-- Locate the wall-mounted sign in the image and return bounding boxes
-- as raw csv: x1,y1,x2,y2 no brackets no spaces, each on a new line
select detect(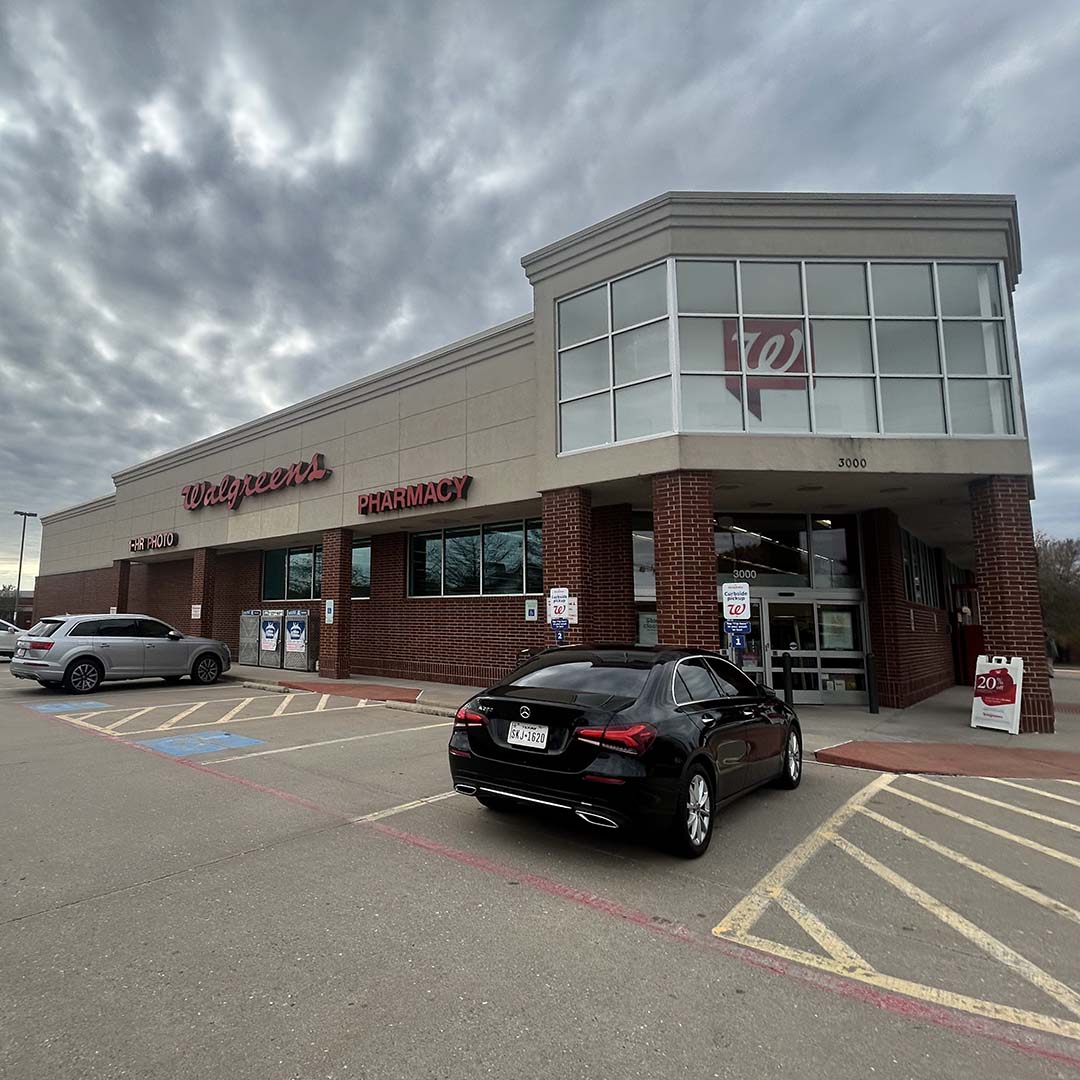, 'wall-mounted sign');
130,531,178,553
181,453,332,512
358,474,472,515
524,598,539,622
